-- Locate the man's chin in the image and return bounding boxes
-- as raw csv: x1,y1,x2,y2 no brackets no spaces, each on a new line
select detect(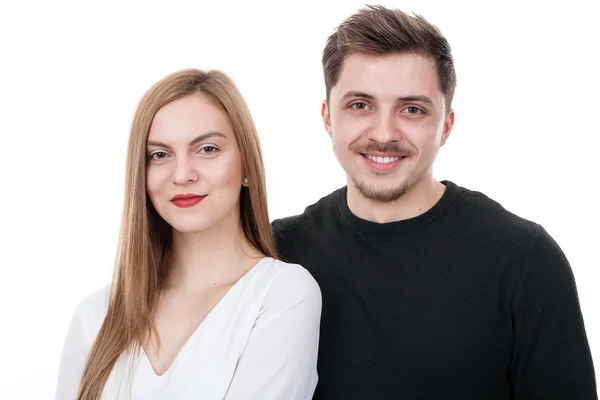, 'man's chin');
353,178,410,203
